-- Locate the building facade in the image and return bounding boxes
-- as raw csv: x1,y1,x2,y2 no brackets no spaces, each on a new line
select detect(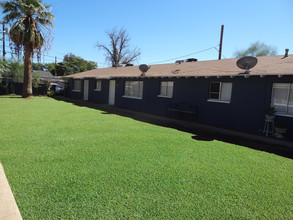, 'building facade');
65,55,293,138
